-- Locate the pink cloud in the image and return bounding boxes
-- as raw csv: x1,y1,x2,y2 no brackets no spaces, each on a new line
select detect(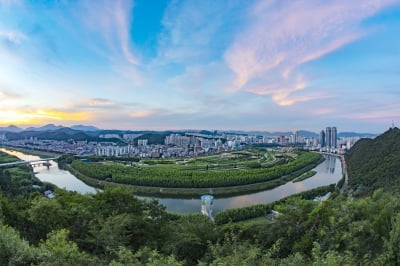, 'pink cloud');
87,98,114,106
0,89,21,100
351,111,400,120
224,0,398,105
130,110,155,118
